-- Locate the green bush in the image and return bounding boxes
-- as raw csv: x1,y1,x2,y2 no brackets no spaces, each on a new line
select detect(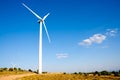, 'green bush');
9,68,14,71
